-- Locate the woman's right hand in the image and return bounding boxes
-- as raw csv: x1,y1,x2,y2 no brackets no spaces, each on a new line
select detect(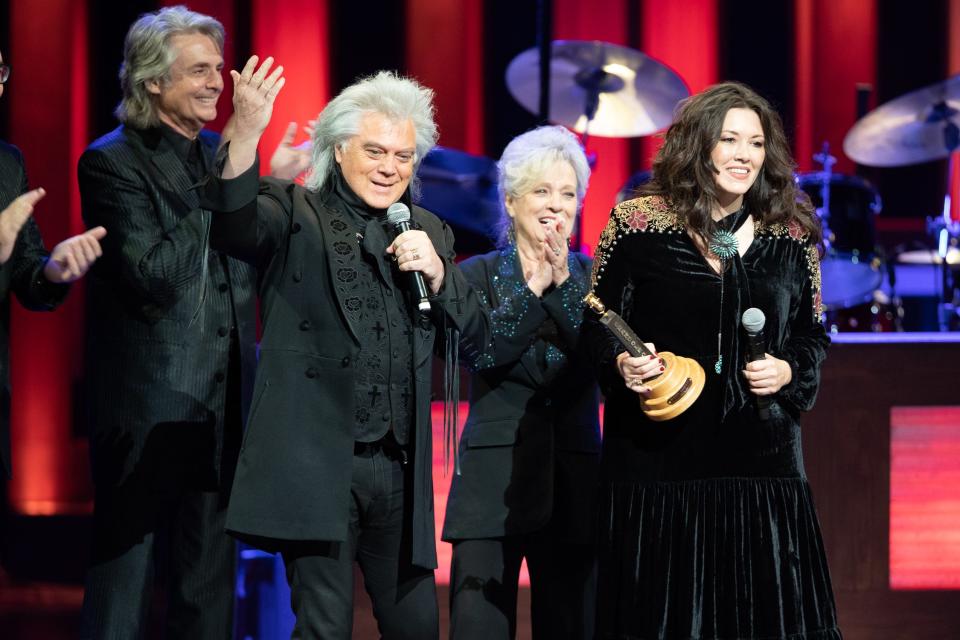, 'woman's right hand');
524,256,552,297
617,346,663,397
